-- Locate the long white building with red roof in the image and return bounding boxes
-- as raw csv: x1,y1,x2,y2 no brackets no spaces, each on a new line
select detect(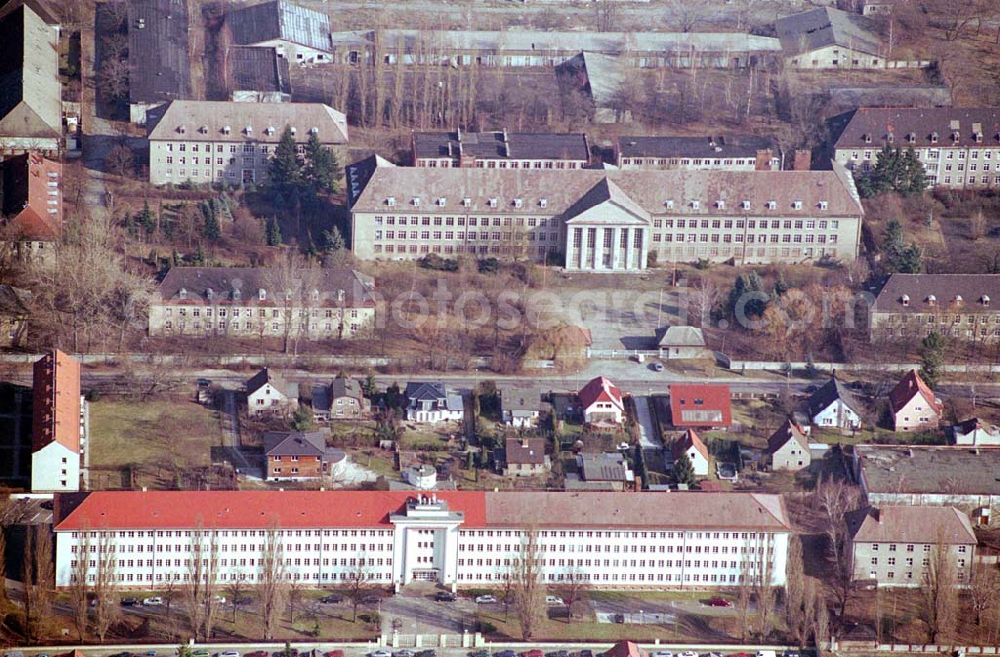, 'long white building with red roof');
54,490,792,591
